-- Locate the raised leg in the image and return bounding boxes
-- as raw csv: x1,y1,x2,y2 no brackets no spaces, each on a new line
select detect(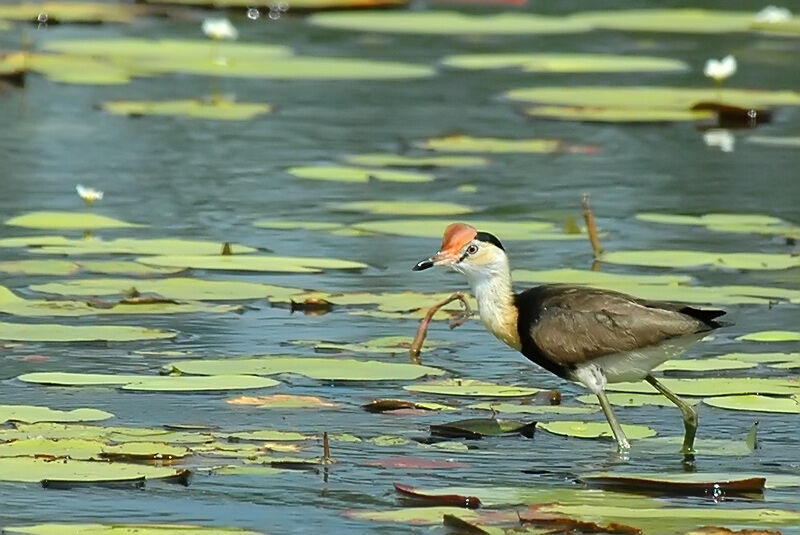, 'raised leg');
645,374,698,454
597,390,630,451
